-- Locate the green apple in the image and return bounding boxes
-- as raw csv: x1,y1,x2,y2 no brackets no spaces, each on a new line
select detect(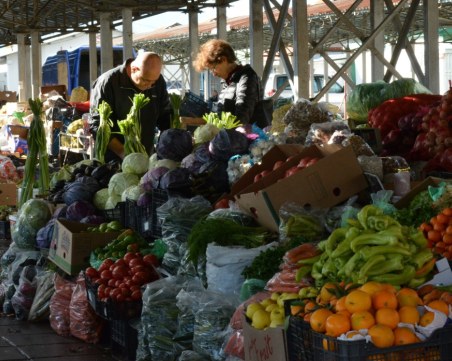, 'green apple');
270,307,285,326
245,302,264,320
265,303,279,313
277,292,299,307
260,298,275,308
